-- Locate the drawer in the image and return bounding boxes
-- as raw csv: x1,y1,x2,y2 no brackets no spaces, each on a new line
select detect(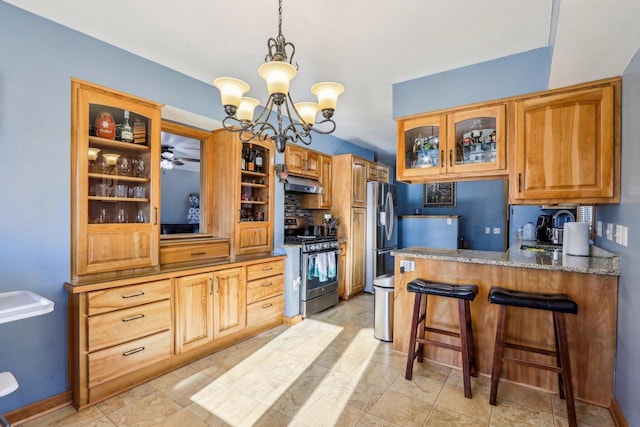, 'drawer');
88,330,172,387
246,259,285,282
160,240,230,265
88,300,171,352
88,280,171,315
246,275,283,304
247,295,284,326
